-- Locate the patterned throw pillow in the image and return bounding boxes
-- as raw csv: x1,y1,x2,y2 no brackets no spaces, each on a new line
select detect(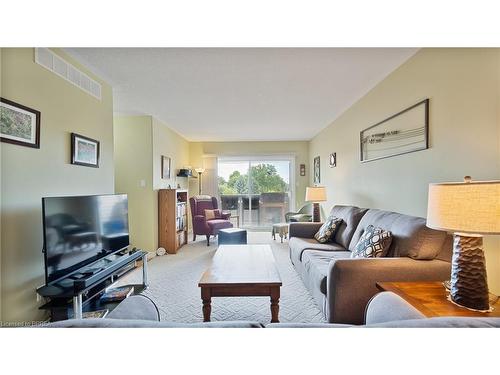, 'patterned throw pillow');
204,209,221,220
314,216,343,243
351,225,393,258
